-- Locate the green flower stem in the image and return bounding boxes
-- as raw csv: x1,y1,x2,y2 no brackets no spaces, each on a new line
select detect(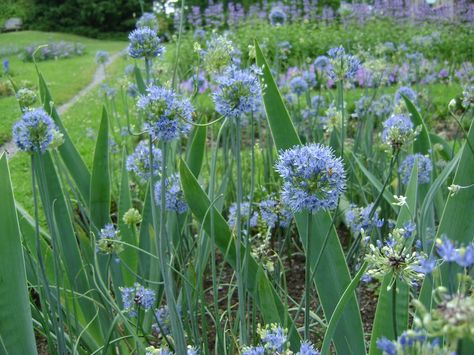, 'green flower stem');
337,79,345,159
235,115,247,344
304,212,313,340
392,279,398,339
